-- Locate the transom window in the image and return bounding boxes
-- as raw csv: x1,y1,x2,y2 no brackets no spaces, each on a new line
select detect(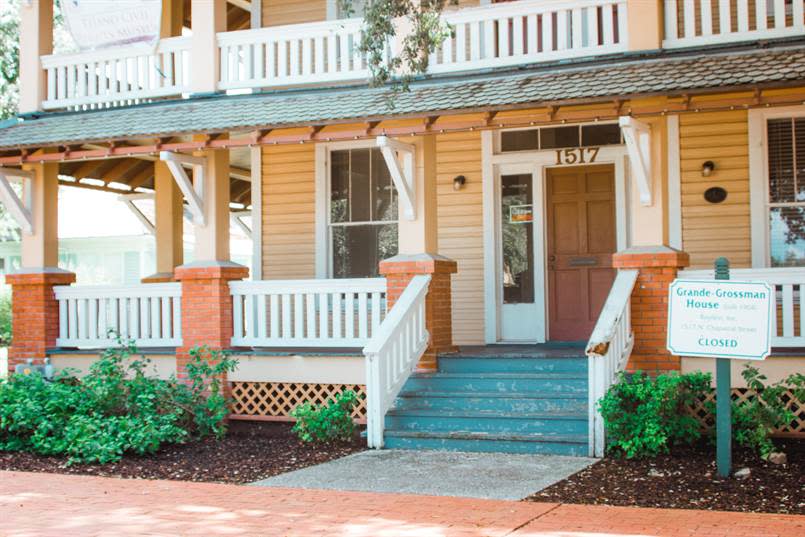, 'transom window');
329,147,398,278
767,117,805,267
499,124,622,153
